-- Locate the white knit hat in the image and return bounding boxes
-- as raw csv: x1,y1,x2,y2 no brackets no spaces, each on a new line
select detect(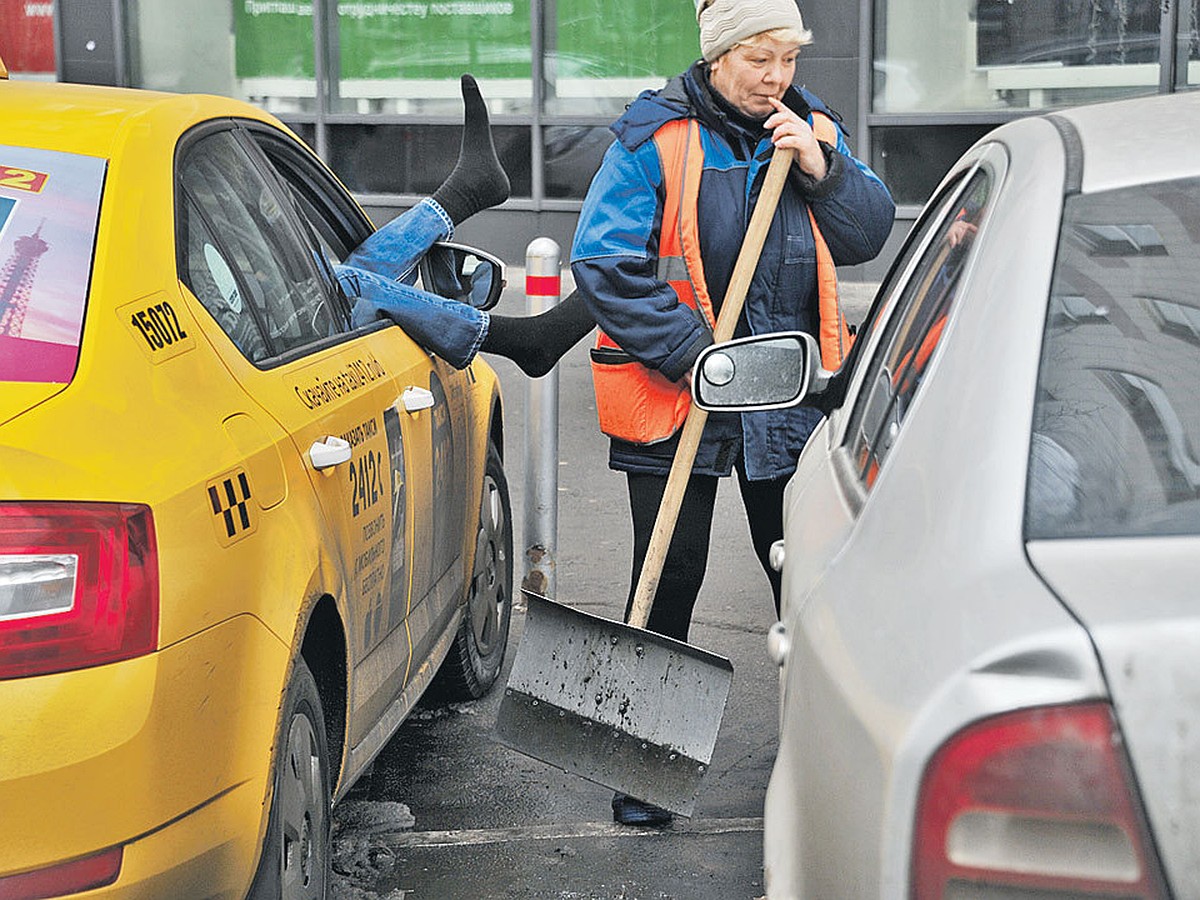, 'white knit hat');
695,0,812,62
